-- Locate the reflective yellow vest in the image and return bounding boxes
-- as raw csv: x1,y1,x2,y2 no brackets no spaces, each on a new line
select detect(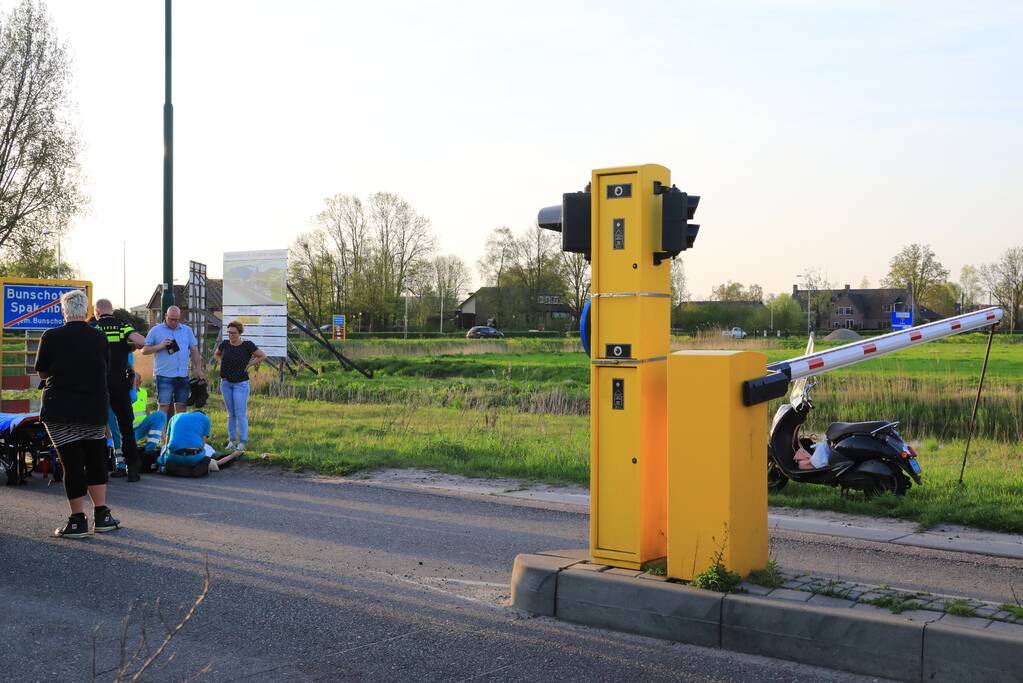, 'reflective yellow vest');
132,388,148,428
